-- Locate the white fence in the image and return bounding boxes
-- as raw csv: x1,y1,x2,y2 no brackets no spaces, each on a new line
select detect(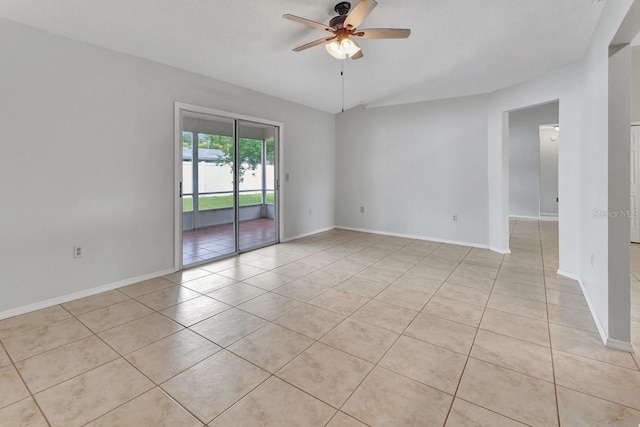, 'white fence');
183,162,275,195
